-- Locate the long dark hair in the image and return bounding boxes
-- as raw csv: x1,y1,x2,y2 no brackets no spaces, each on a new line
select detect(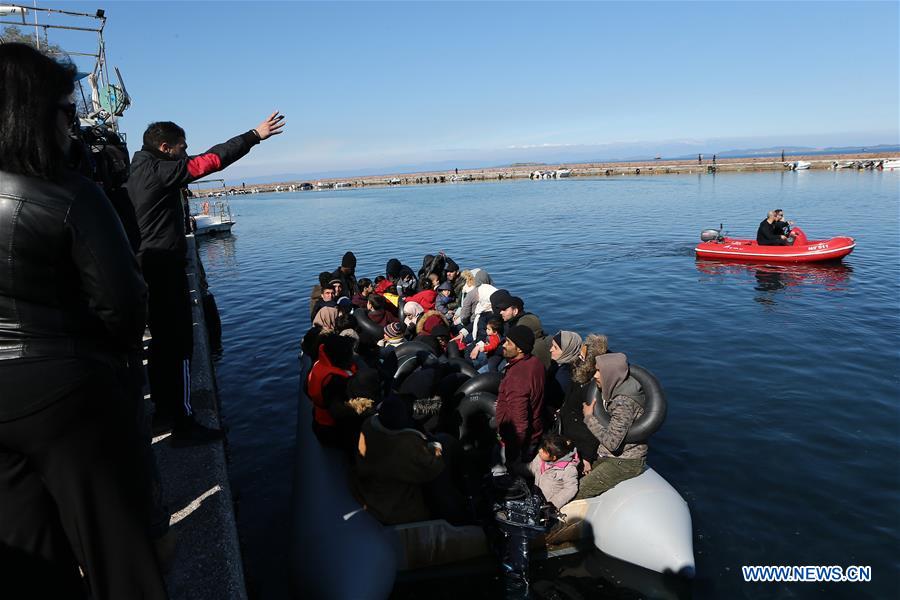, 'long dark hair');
0,43,77,180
